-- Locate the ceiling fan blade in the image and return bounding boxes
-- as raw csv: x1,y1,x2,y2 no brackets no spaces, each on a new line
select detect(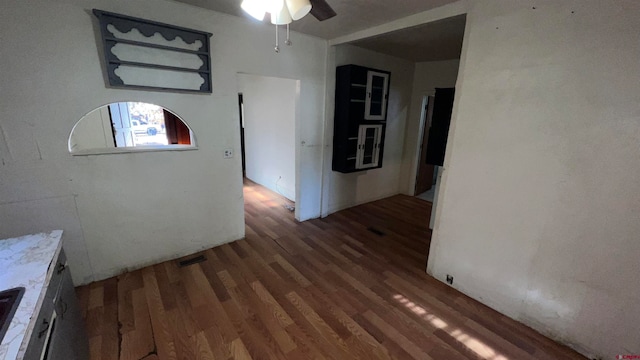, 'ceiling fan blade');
310,0,337,21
